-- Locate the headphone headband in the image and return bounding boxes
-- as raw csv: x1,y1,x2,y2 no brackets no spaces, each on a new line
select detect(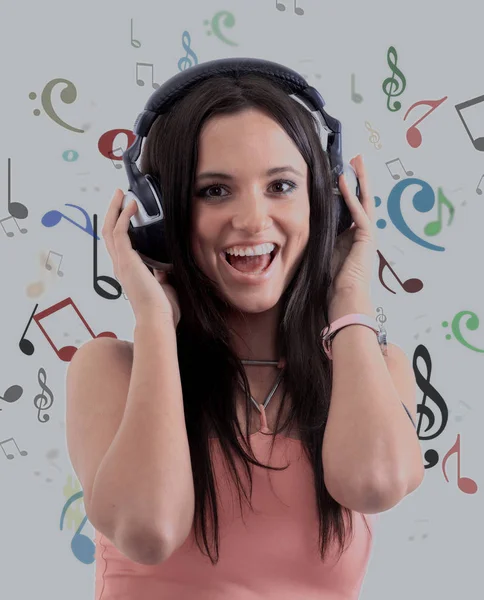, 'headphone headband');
122,57,358,269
